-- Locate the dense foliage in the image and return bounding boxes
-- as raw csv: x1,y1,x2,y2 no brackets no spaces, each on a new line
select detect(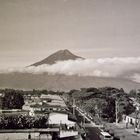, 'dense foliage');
2,89,24,109
0,115,48,129
67,87,136,123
